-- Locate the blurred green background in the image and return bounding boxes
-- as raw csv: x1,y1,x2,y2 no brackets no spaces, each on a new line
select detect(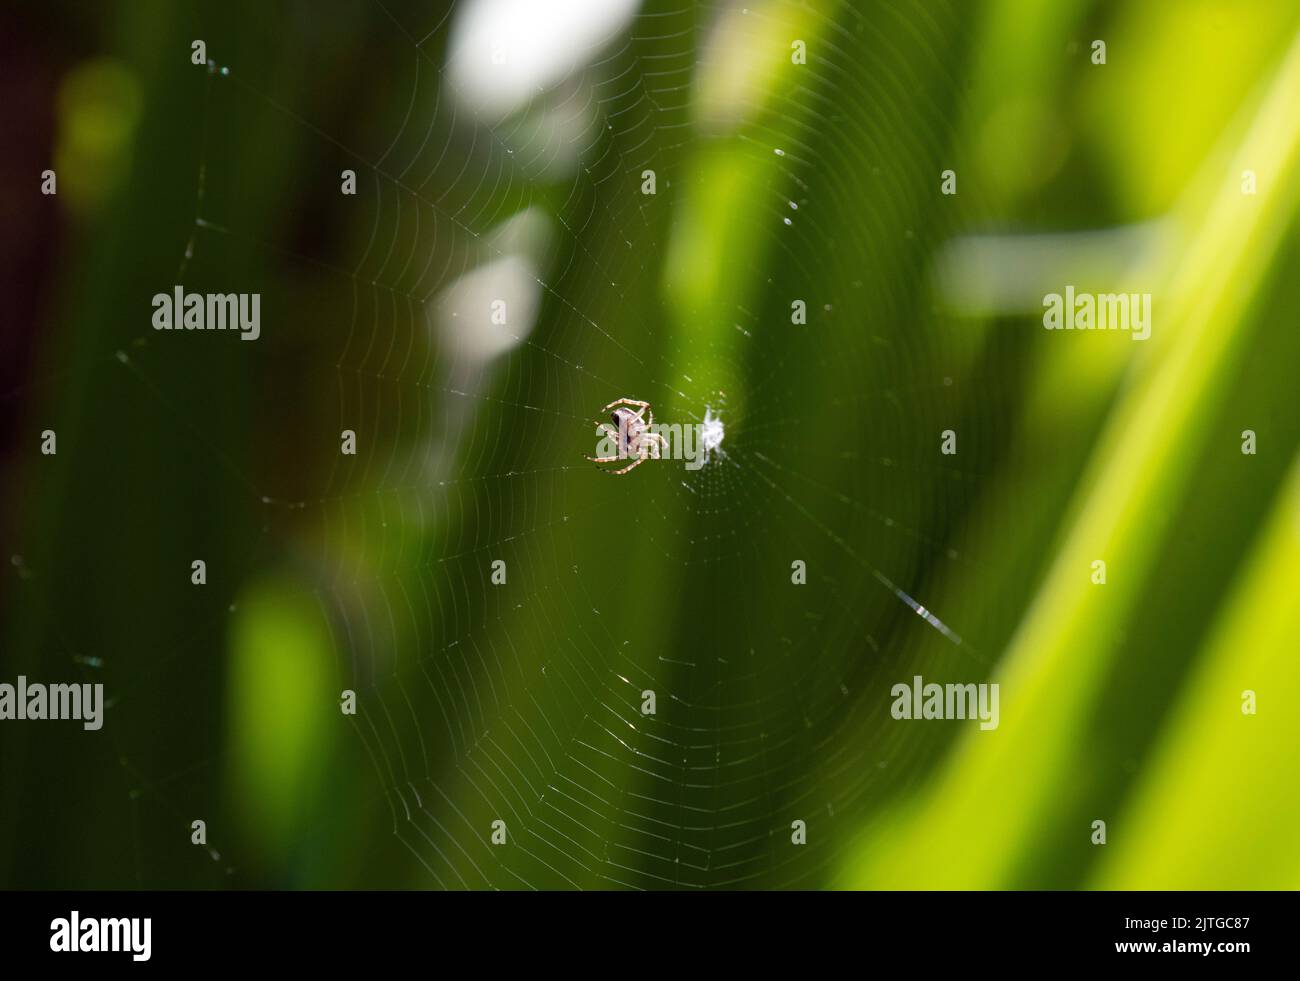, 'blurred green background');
1,0,1298,890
